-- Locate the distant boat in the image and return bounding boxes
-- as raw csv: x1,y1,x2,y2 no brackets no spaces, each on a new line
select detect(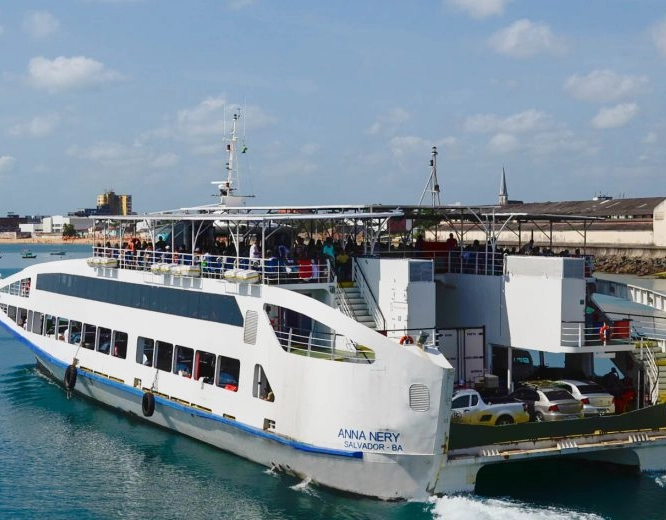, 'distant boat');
50,251,66,256
21,250,37,259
